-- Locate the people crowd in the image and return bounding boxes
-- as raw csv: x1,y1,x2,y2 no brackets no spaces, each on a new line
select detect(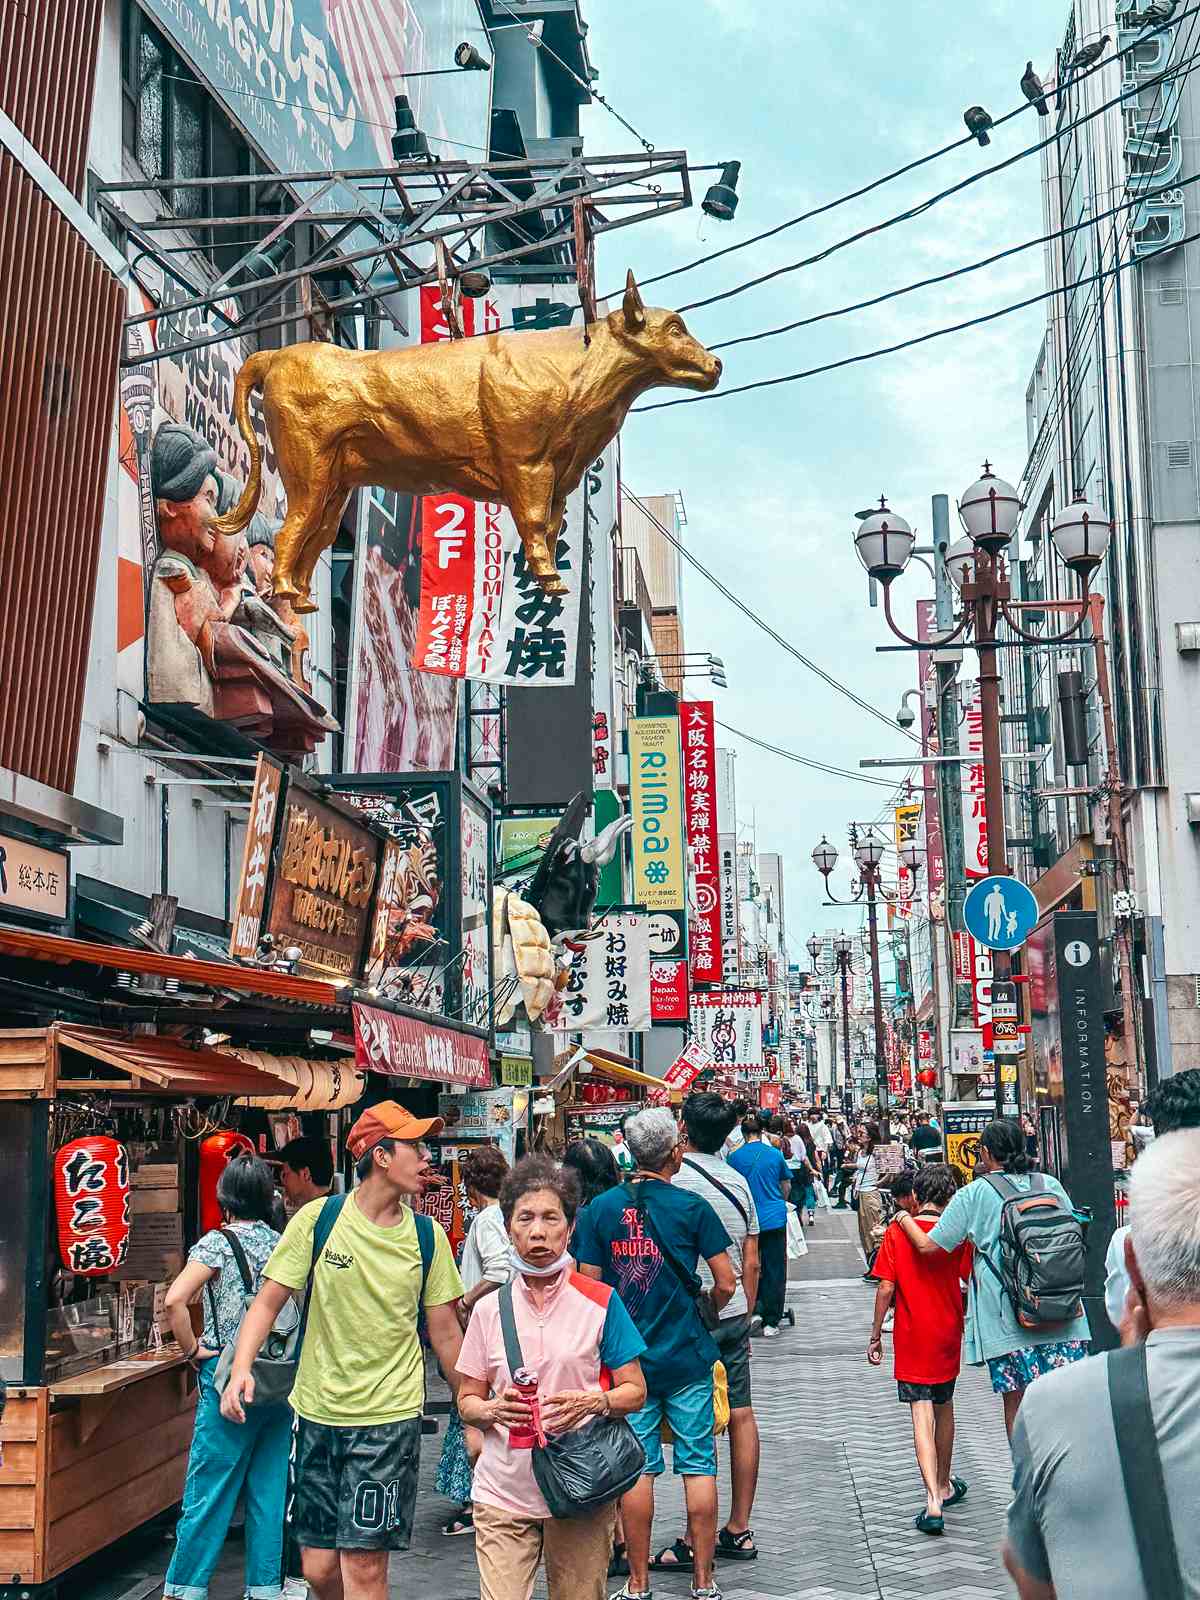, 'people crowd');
161,1078,1195,1600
